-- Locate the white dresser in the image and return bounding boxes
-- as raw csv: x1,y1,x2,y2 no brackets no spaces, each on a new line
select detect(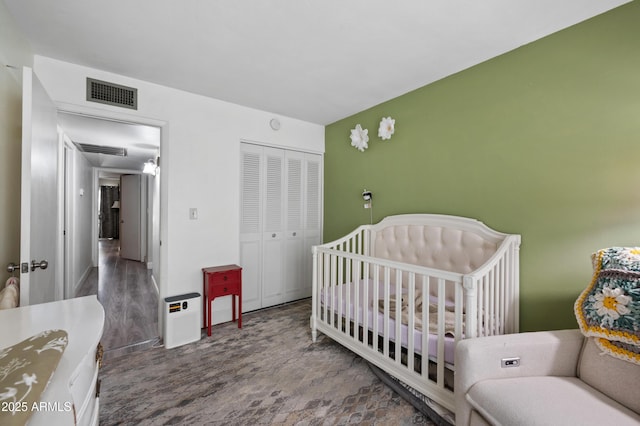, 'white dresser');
0,296,105,425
